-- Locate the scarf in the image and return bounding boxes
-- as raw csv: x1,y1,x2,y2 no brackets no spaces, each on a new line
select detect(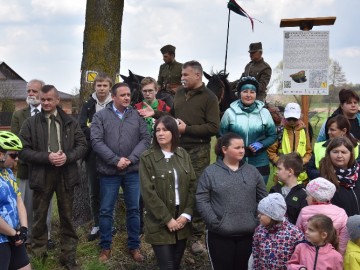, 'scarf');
336,162,360,188
238,100,257,113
